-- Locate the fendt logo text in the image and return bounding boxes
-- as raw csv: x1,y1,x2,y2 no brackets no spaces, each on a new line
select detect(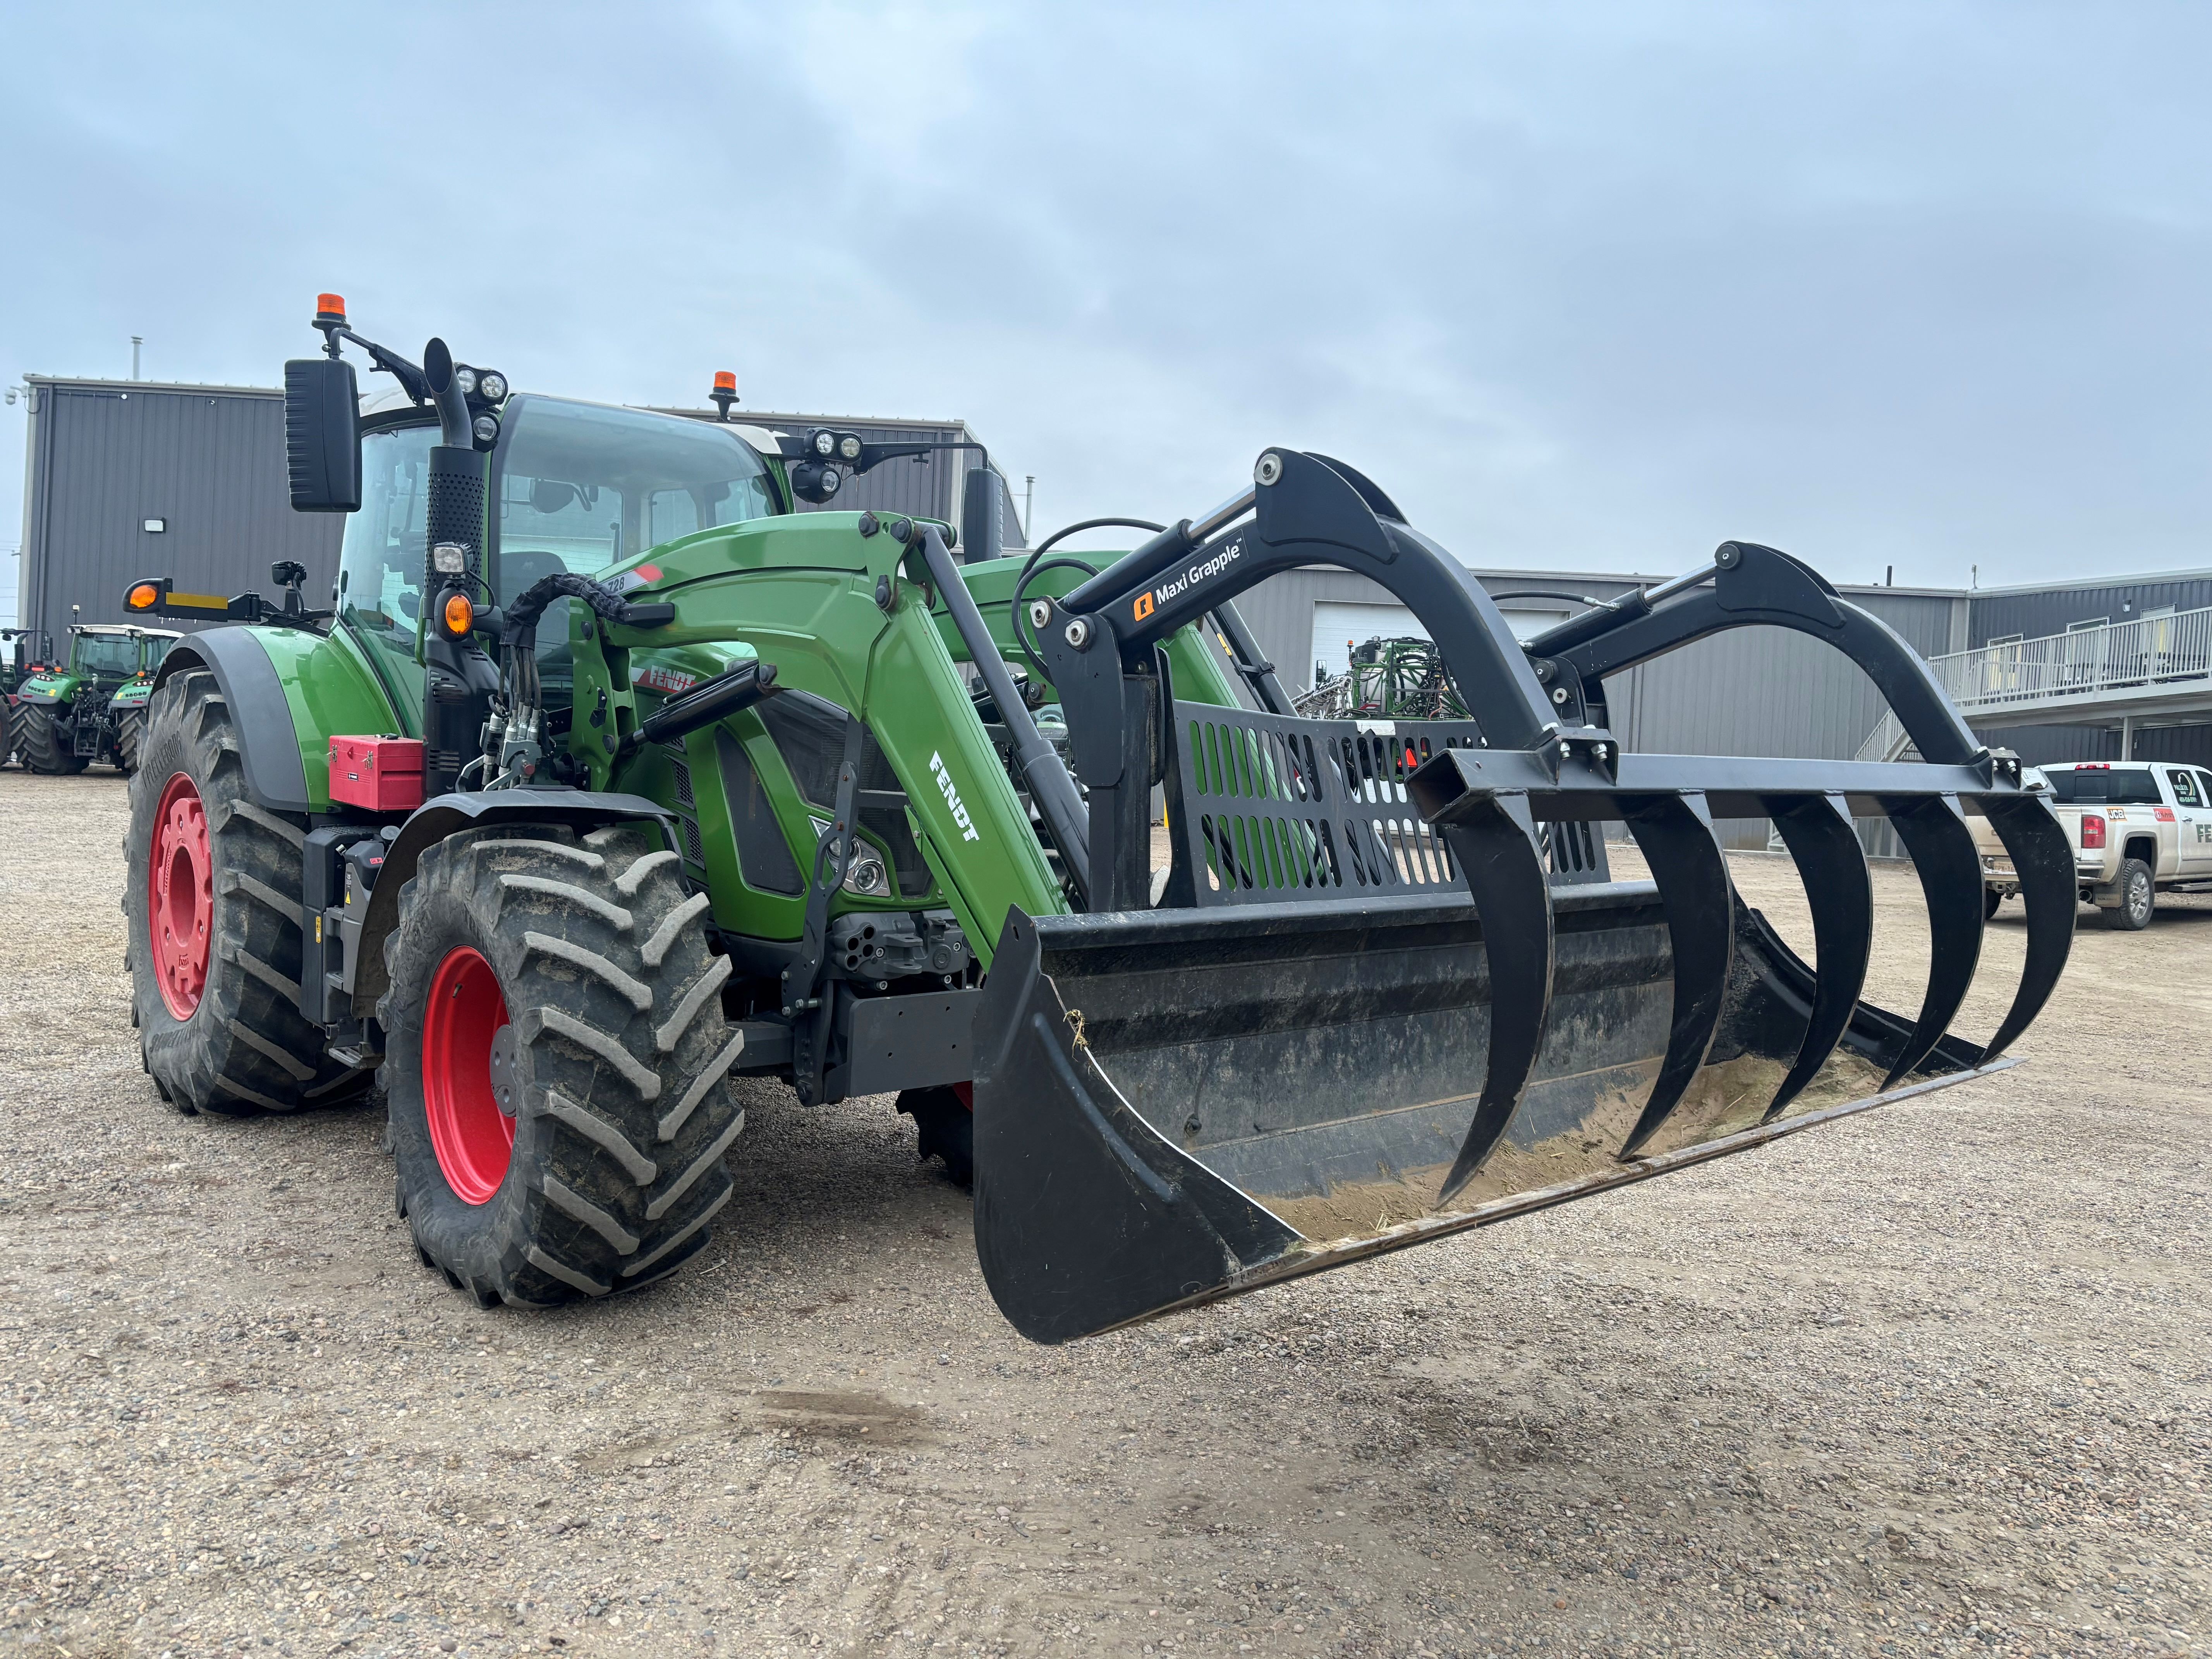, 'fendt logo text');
929,751,982,843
